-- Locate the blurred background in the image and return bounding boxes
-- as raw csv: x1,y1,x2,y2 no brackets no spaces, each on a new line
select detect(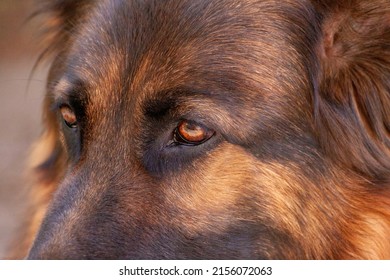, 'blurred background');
0,0,48,258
